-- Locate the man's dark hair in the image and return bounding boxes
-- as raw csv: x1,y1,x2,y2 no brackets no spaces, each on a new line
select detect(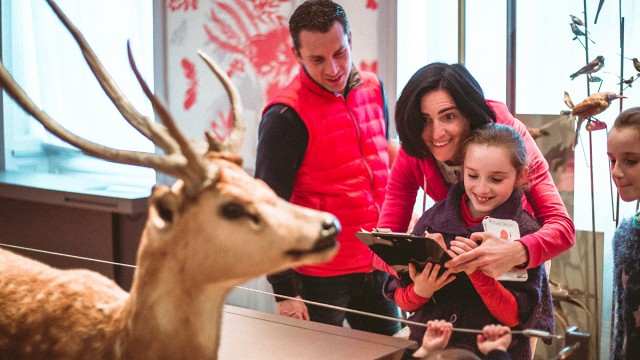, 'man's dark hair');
289,0,350,53
395,62,497,159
